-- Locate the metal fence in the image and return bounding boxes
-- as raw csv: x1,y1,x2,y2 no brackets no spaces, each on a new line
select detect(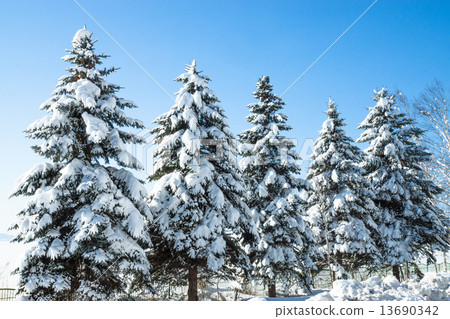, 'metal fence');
0,288,15,301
